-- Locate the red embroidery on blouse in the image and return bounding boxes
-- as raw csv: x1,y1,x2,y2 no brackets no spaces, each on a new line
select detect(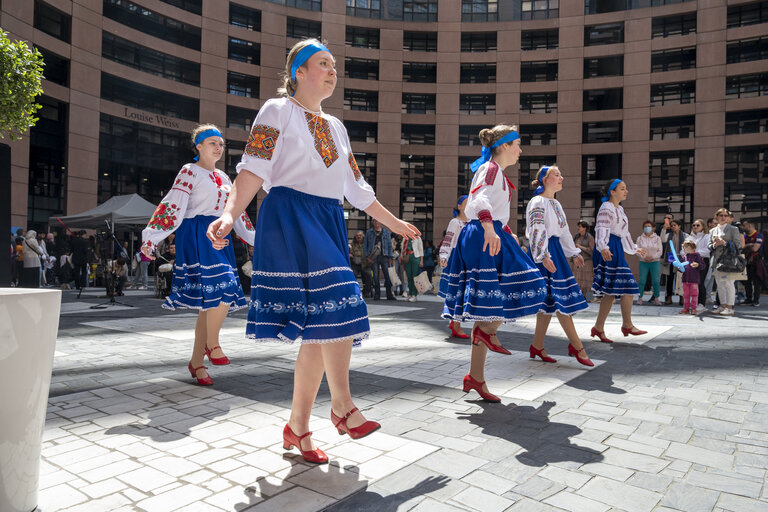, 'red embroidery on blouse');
246,125,280,160
348,153,362,180
478,210,493,223
241,212,254,231
305,113,339,168
485,162,499,186
147,202,179,231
